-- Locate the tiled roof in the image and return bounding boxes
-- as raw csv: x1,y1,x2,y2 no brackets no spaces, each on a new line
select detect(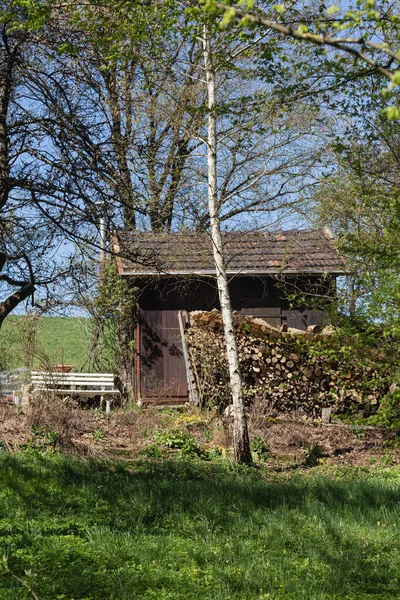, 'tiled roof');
113,228,348,276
